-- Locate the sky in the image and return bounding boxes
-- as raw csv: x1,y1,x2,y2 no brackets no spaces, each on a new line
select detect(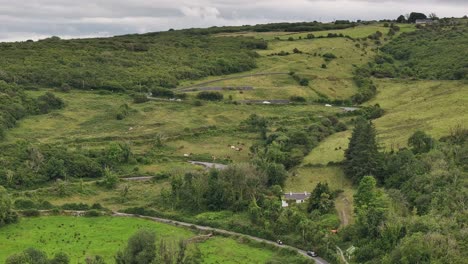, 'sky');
0,0,466,42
